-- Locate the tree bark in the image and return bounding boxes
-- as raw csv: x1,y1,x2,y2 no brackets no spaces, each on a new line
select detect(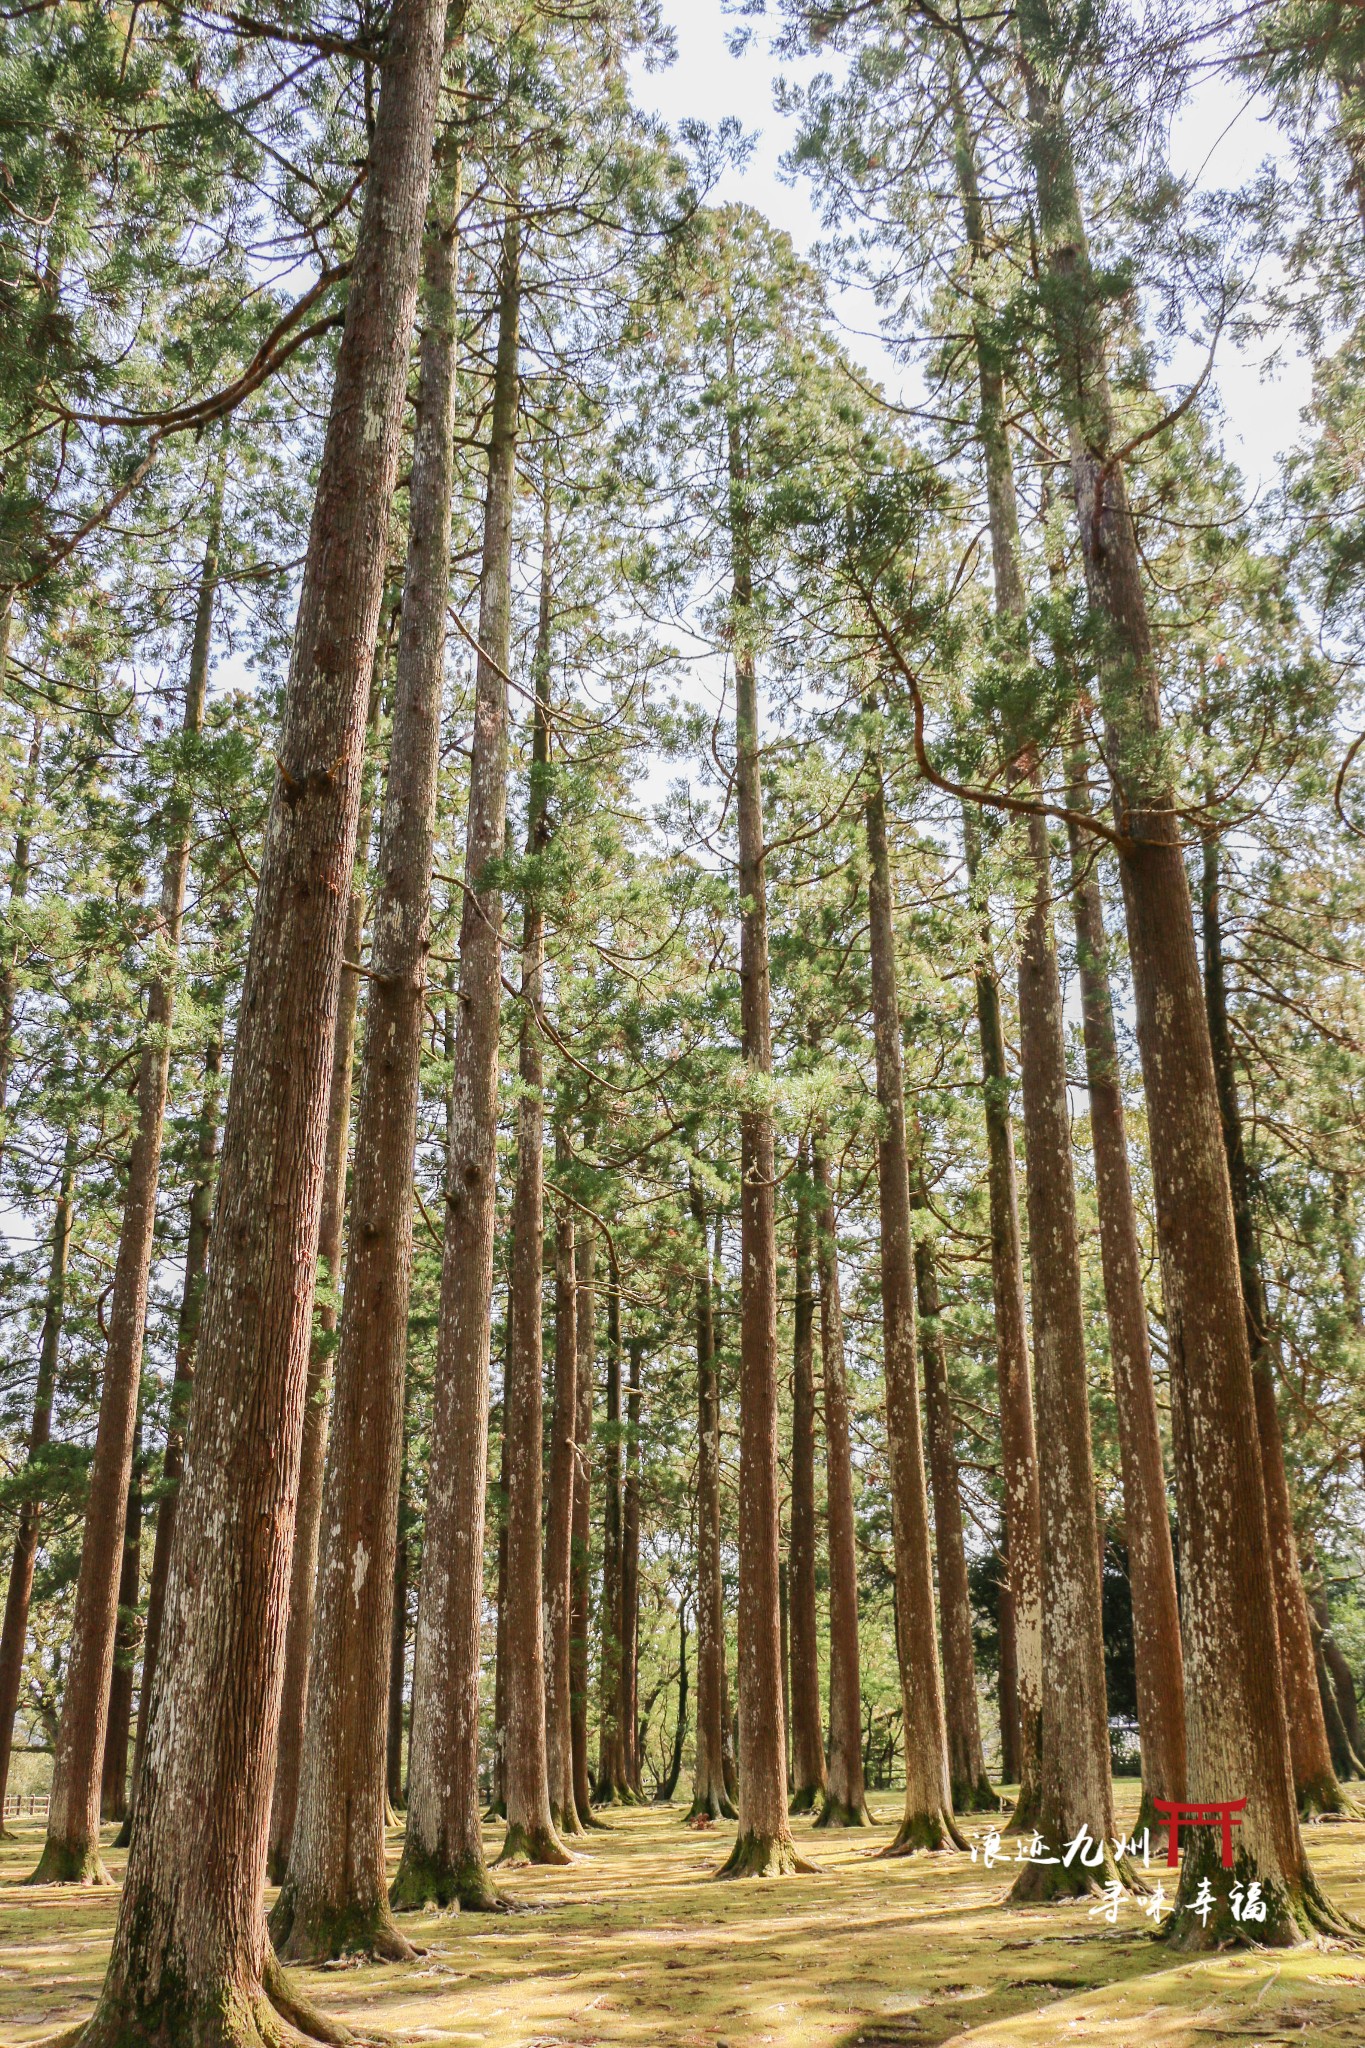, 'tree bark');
620,1338,644,1802
659,1598,688,1802
596,1254,628,1802
570,1230,602,1825
32,459,223,1888
912,1203,993,1813
0,715,43,1186
997,1540,1021,1786
717,352,803,1880
267,847,367,1885
688,1174,736,1821
392,202,520,1919
0,1136,75,1822
1200,830,1346,1819
964,815,1044,1831
811,1143,870,1828
1017,7,1340,1938
1311,1585,1364,1770
545,1196,580,1833
788,1144,826,1813
863,752,962,1857
488,1423,509,1822
1063,740,1186,1835
100,1414,142,1824
387,1515,408,1814
71,0,448,2024
1007,803,1117,1902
